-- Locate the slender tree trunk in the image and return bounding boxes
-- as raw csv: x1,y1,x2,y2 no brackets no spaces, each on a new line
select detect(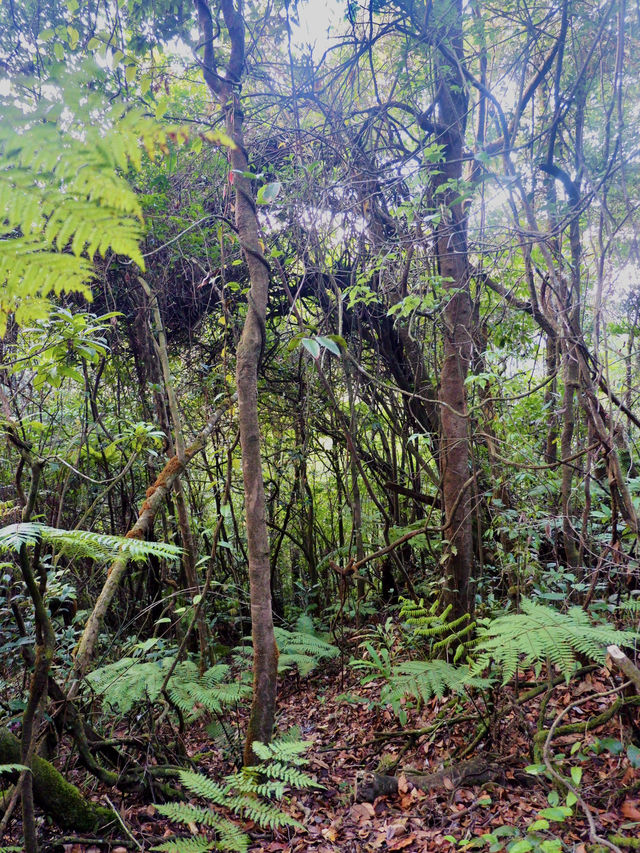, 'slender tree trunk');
194,0,277,764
